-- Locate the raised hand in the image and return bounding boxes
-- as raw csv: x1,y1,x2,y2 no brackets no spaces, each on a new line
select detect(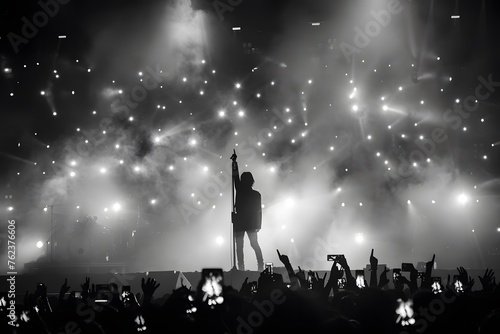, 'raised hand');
230,149,237,161
478,268,495,293
369,249,378,270
59,278,71,302
457,267,475,292
141,277,160,297
81,276,90,298
276,249,291,267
